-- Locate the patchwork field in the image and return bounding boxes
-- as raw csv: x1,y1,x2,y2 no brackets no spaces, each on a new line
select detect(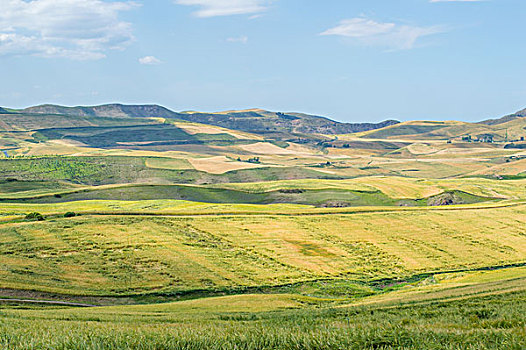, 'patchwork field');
1,106,525,349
